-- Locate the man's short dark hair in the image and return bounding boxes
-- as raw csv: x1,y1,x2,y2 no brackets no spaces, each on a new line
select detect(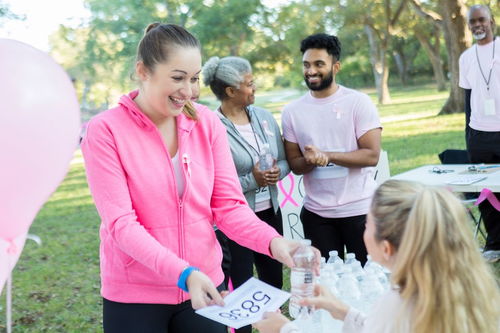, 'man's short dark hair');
300,33,341,61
